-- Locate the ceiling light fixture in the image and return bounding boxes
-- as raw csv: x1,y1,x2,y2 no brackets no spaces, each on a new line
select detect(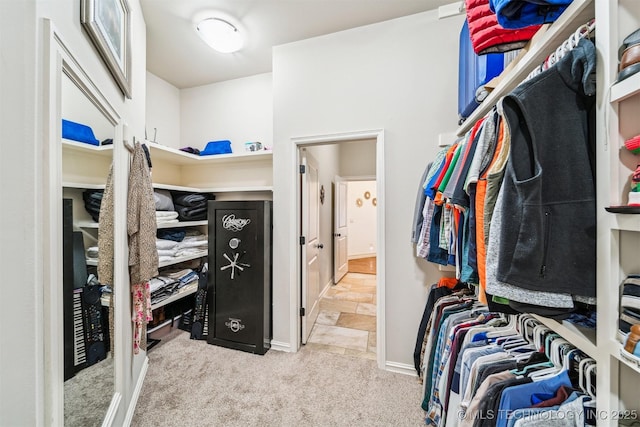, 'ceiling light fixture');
196,17,243,54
